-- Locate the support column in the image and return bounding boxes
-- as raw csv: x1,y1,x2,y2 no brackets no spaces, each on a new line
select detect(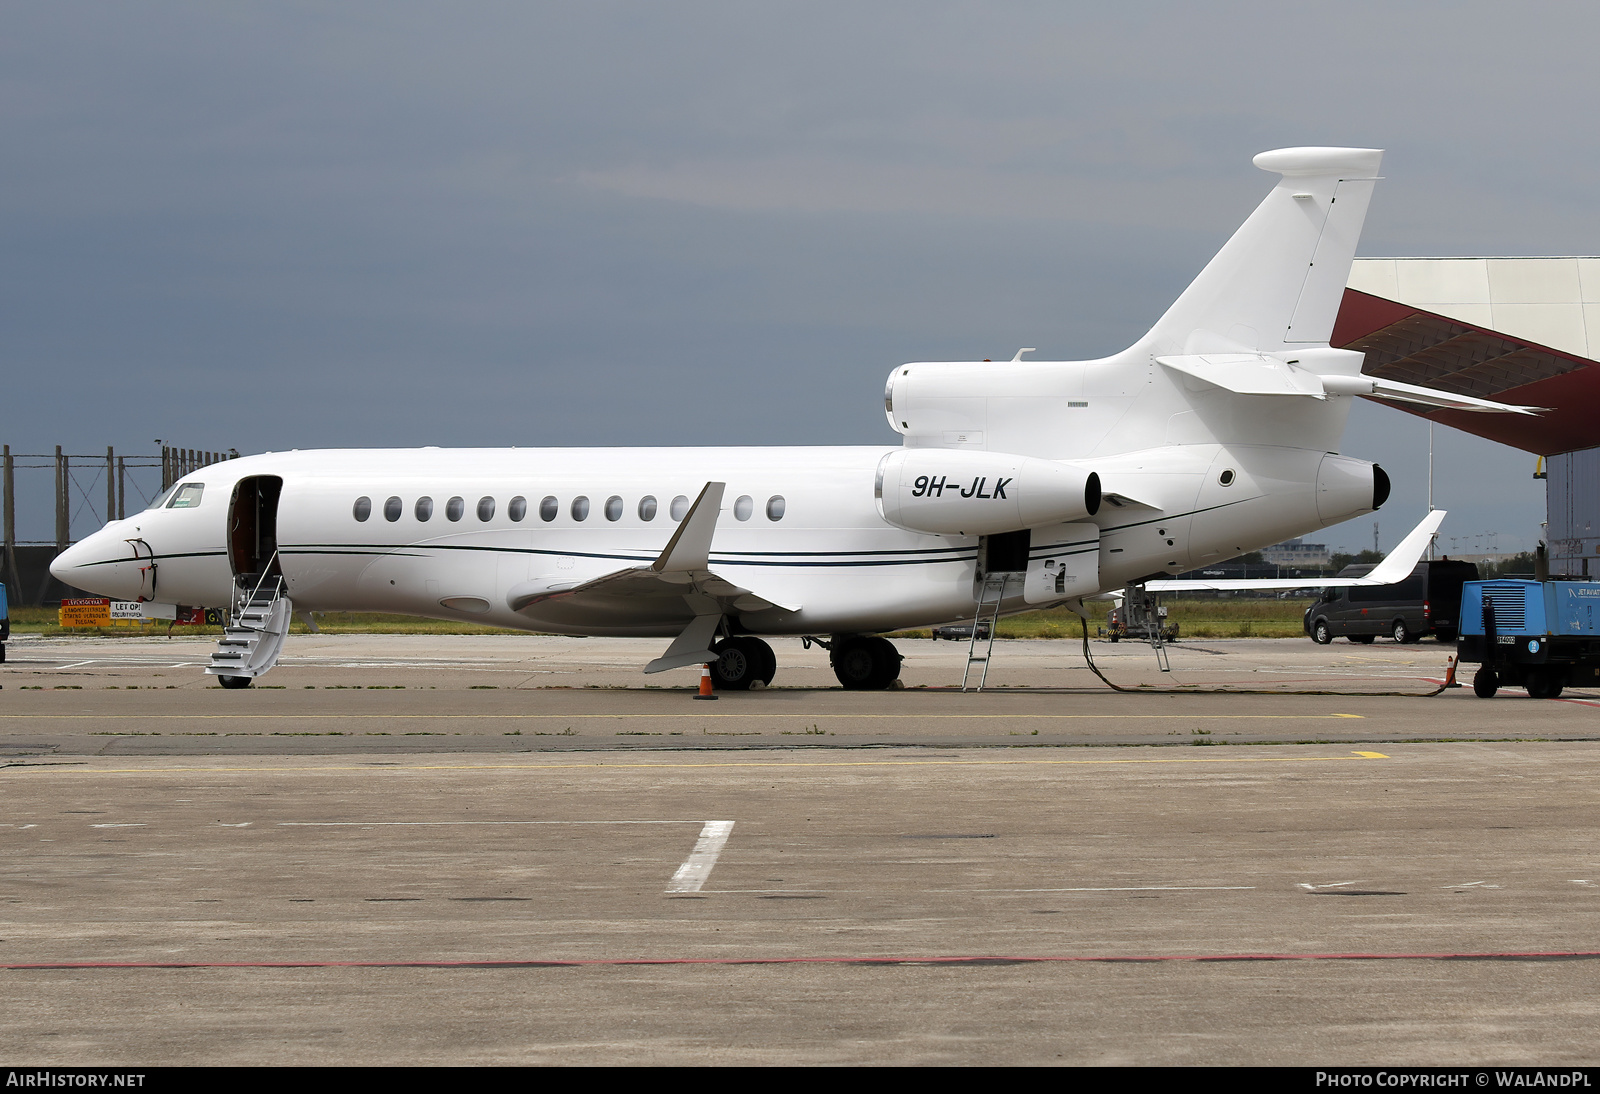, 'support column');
117,456,126,520
106,446,115,528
